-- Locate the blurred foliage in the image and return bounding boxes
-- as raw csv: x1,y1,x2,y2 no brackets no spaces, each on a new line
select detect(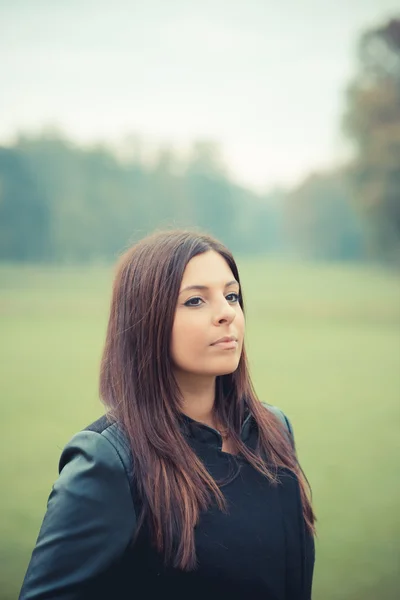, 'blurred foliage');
284,170,365,261
0,133,291,262
1,17,399,267
0,132,365,264
343,17,400,264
